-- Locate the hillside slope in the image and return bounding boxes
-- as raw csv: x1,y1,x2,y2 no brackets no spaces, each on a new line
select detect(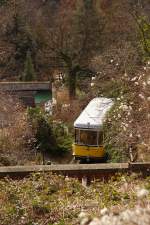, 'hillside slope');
0,0,149,163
